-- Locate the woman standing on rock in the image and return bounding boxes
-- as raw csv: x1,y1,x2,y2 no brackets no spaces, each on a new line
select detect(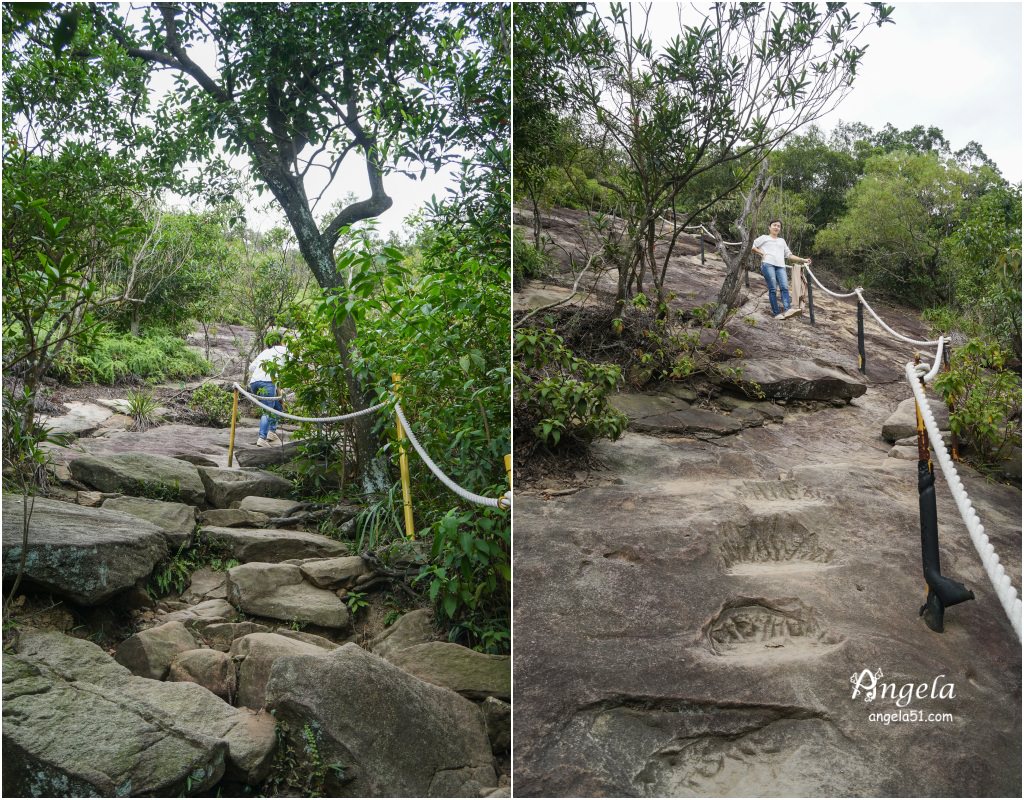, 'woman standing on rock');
752,219,812,319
